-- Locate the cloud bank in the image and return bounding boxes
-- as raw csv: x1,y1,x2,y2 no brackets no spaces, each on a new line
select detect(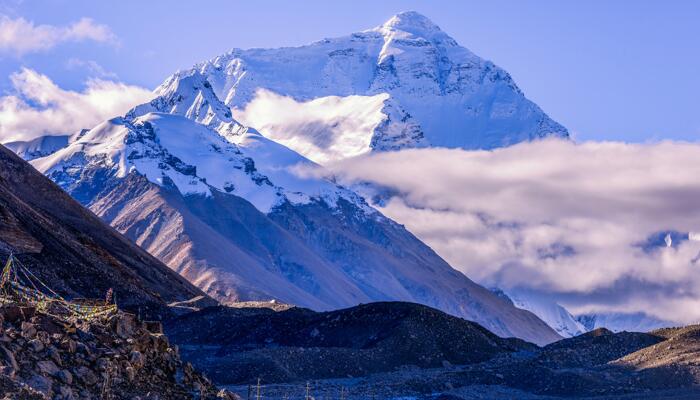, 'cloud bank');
236,89,388,164
0,16,116,56
320,140,700,323
0,68,152,142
